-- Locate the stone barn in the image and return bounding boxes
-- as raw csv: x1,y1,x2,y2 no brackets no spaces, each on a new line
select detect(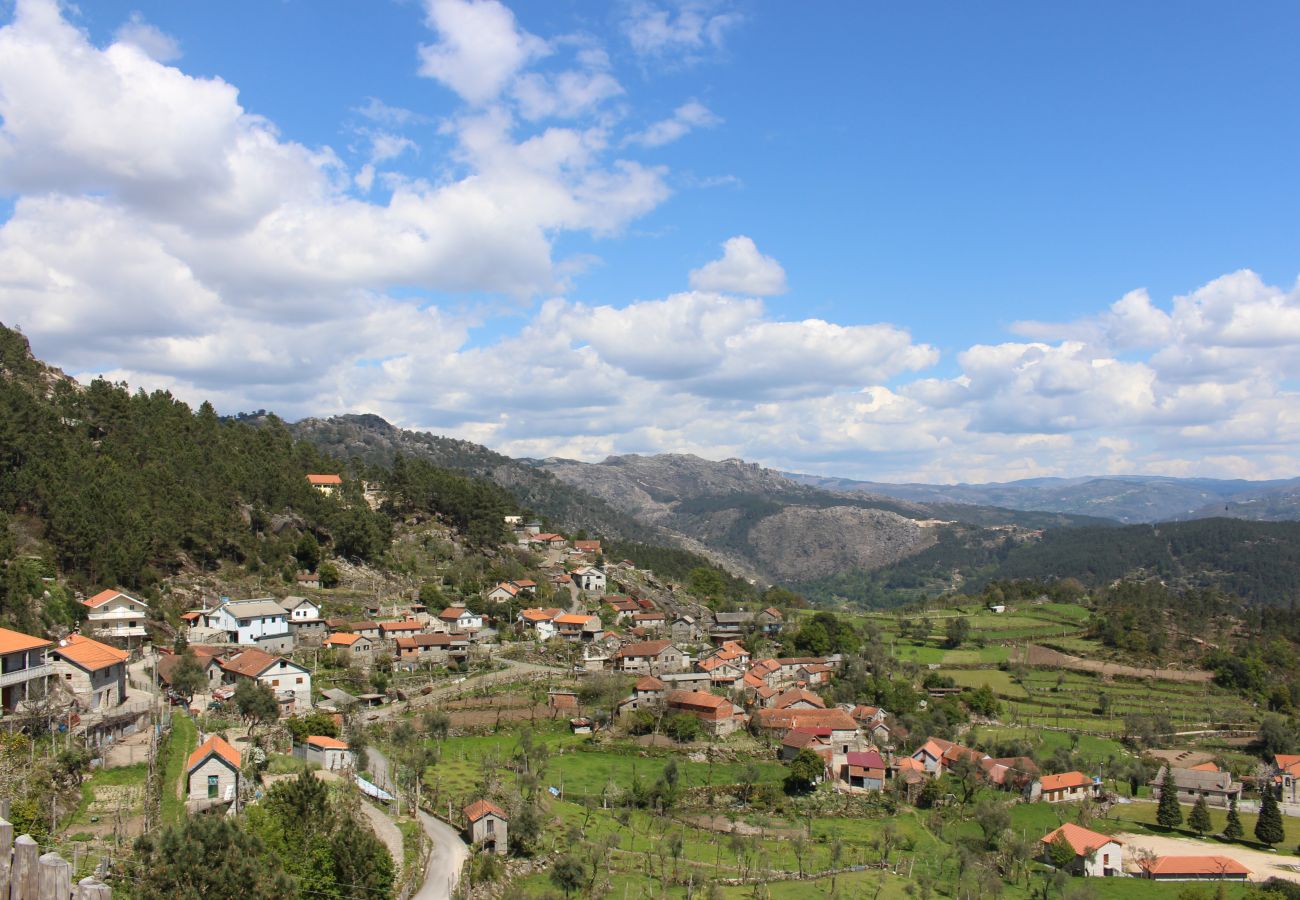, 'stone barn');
464,799,508,855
